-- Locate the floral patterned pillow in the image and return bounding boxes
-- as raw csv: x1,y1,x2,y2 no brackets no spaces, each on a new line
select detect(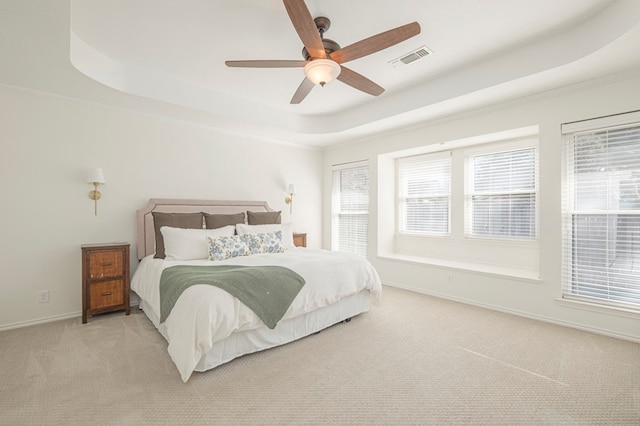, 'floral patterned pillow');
248,231,285,255
207,234,252,261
